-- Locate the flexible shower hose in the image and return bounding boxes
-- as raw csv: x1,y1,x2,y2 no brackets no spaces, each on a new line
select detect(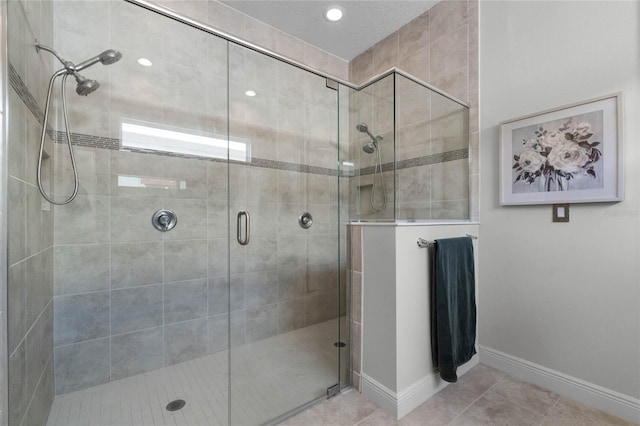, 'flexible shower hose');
370,143,387,212
37,69,79,205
